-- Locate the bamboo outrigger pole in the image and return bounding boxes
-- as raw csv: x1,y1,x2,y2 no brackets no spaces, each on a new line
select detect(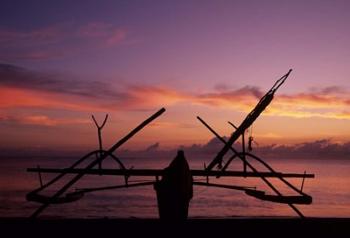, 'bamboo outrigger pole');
28,167,314,178
30,108,166,218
